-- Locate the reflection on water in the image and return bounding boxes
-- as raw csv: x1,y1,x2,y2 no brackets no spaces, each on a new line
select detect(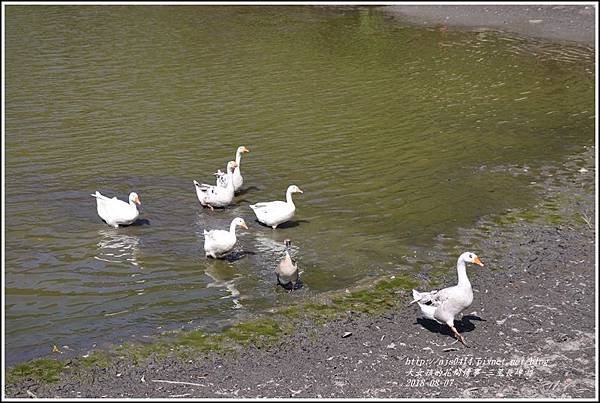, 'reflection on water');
95,229,141,267
204,261,243,310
